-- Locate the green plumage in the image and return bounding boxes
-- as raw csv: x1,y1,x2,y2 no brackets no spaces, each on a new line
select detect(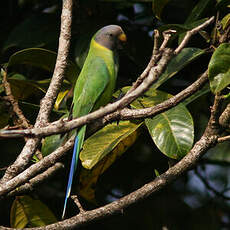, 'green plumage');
62,25,126,219
73,38,118,119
